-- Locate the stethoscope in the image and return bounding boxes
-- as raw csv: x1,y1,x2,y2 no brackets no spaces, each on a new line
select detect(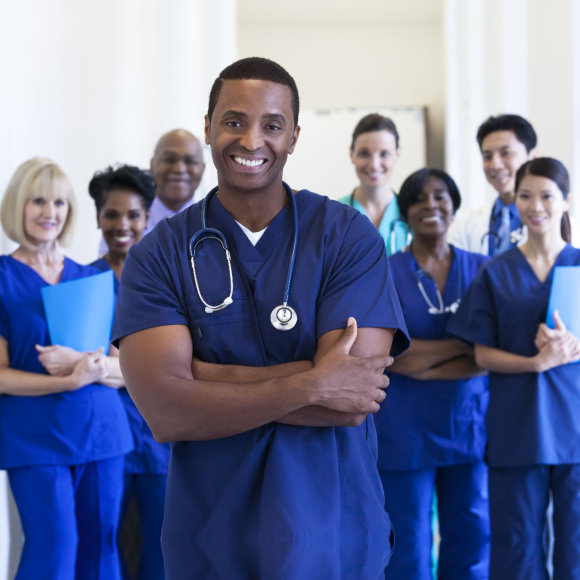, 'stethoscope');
480,209,525,253
412,253,462,315
348,192,411,254
189,183,299,331
480,226,525,251
389,218,413,253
